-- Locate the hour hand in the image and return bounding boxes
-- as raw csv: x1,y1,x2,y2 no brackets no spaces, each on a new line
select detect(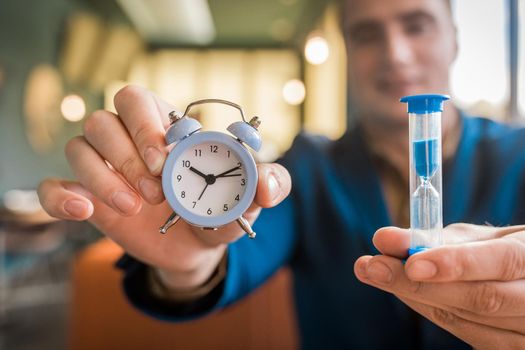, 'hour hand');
189,166,207,179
